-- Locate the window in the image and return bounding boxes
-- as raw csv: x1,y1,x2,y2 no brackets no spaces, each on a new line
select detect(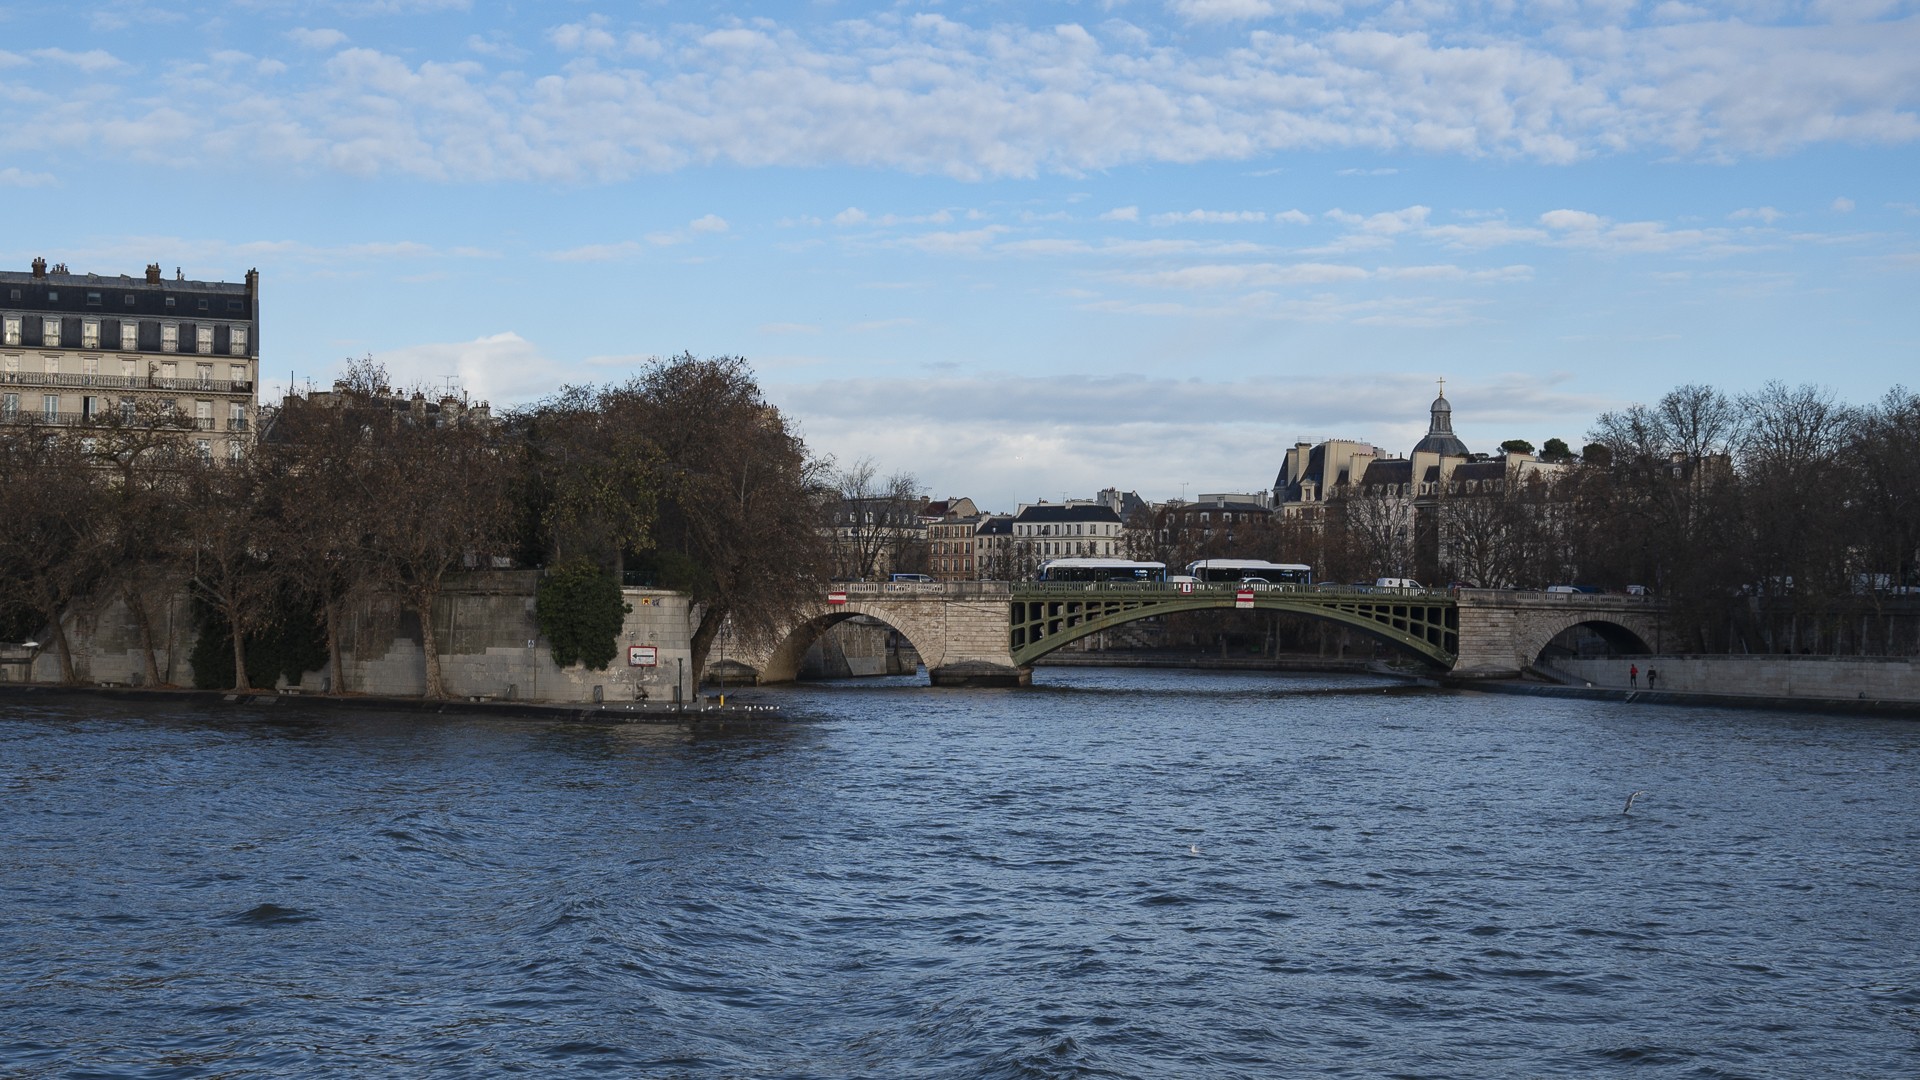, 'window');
82,396,99,420
44,356,58,375
2,316,18,345
120,398,135,422
165,297,175,309
227,300,241,312
81,320,99,349
42,318,60,348
195,439,211,461
119,323,137,351
197,298,209,311
229,362,246,383
120,358,136,378
3,355,15,373
87,291,101,306
161,361,176,381
123,294,135,306
196,327,213,354
7,289,18,301
229,402,247,431
161,324,178,352
1,392,15,417
83,356,98,377
195,400,213,429
43,394,59,421
230,327,247,355
46,291,57,302
227,440,242,463
196,363,213,387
